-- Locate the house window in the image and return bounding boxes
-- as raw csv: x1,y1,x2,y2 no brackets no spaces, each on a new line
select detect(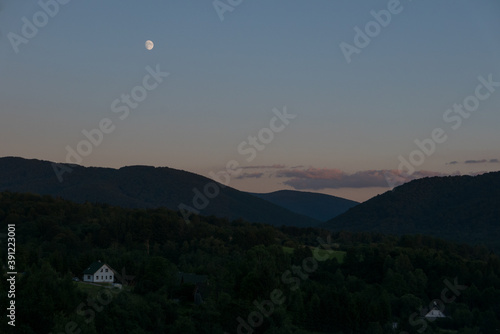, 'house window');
105,269,108,272
87,275,91,280
100,269,103,272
